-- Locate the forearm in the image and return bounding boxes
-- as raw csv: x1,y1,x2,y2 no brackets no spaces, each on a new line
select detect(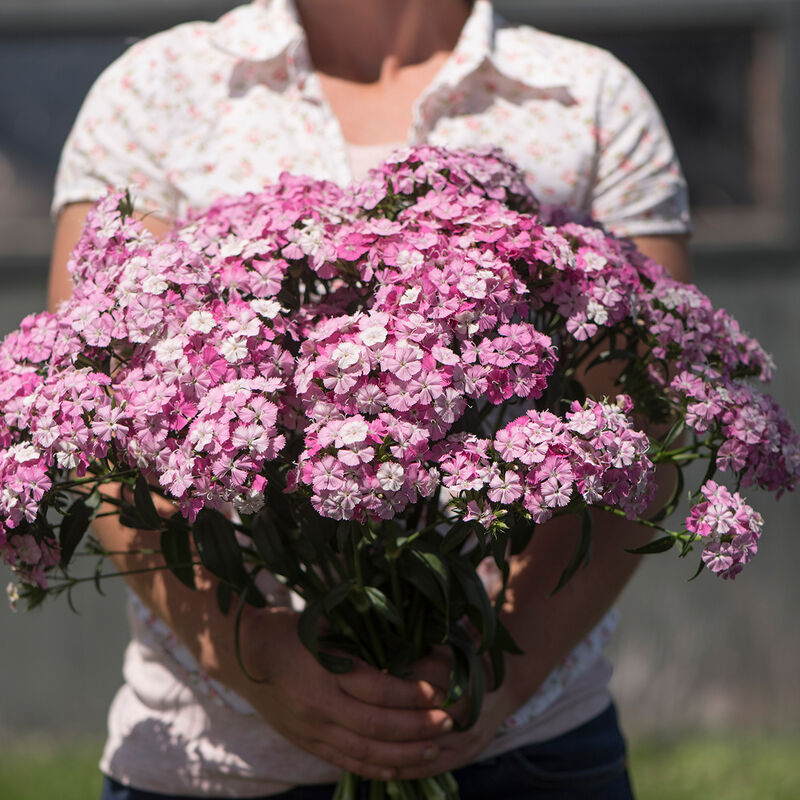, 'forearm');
499,508,649,707
91,512,250,685
499,461,676,707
